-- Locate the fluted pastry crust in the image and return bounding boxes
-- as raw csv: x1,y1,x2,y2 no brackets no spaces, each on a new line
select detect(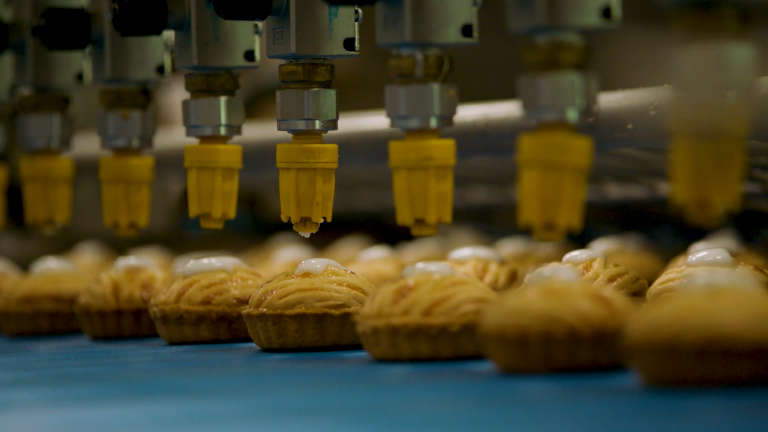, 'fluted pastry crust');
243,266,375,349
77,266,169,310
347,257,404,288
0,272,88,311
567,257,648,298
646,262,768,301
625,289,768,386
479,283,635,372
356,273,496,360
449,258,521,291
150,267,264,344
0,271,21,300
153,268,264,308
